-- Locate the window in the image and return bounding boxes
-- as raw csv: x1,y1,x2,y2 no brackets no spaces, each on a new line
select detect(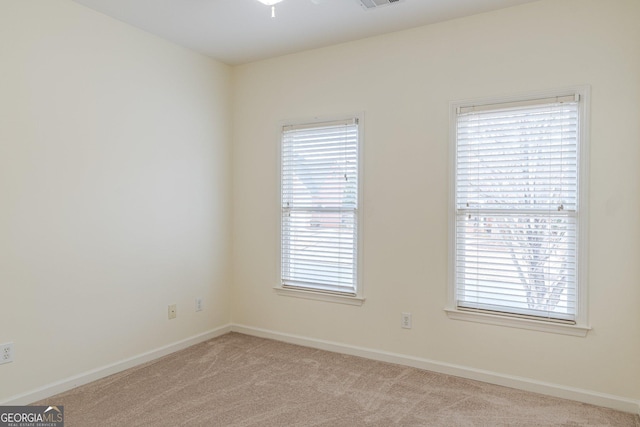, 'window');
278,116,362,303
448,88,590,335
